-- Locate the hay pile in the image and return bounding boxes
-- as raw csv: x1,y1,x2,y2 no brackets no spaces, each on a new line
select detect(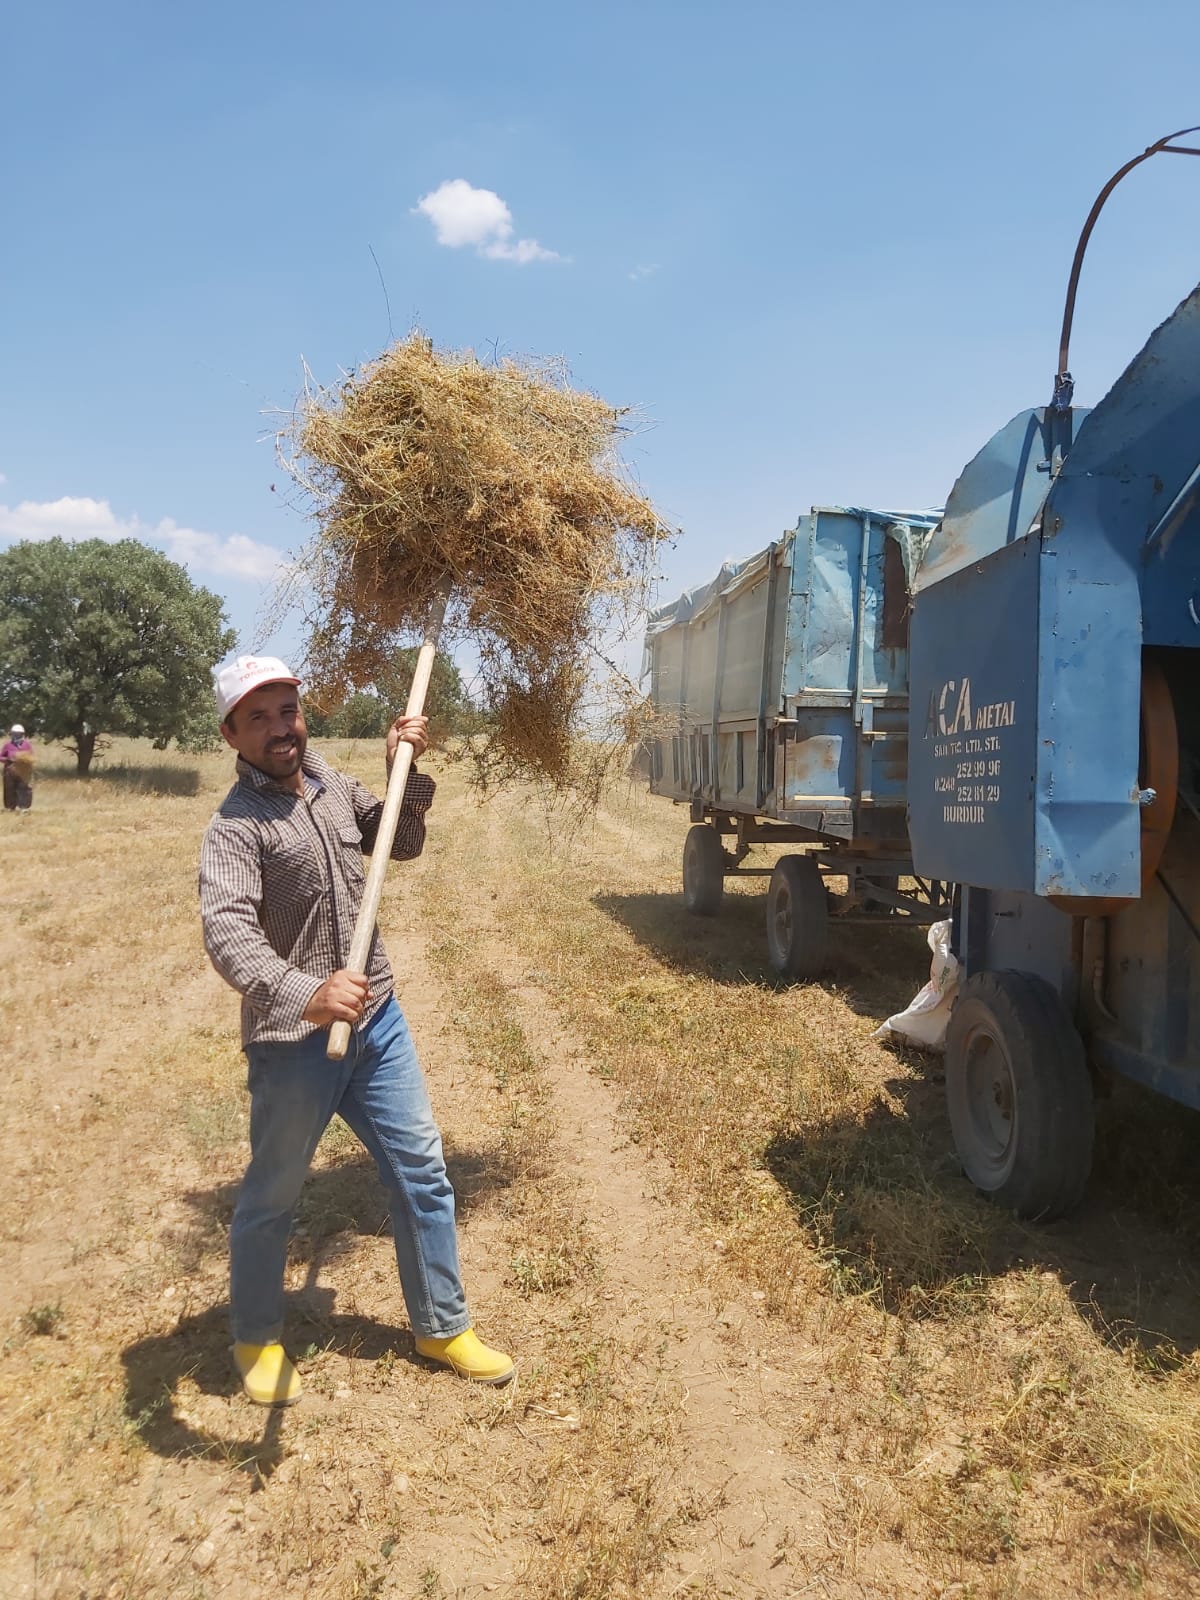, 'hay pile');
281,335,663,788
